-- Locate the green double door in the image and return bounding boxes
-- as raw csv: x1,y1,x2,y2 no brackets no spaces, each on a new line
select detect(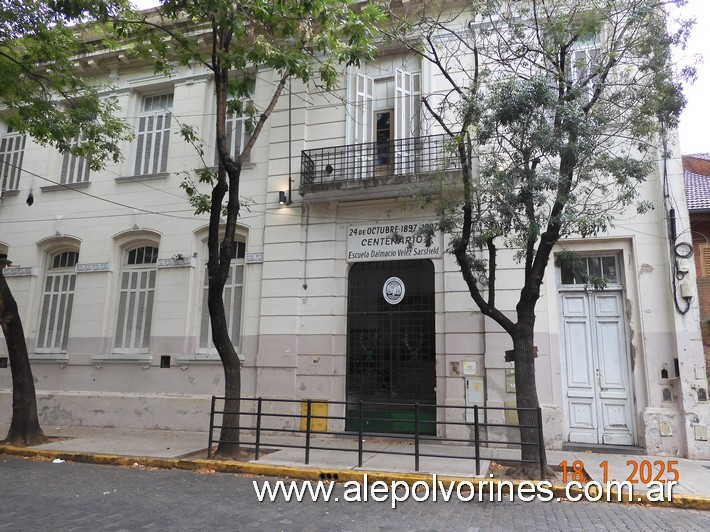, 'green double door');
345,260,436,434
